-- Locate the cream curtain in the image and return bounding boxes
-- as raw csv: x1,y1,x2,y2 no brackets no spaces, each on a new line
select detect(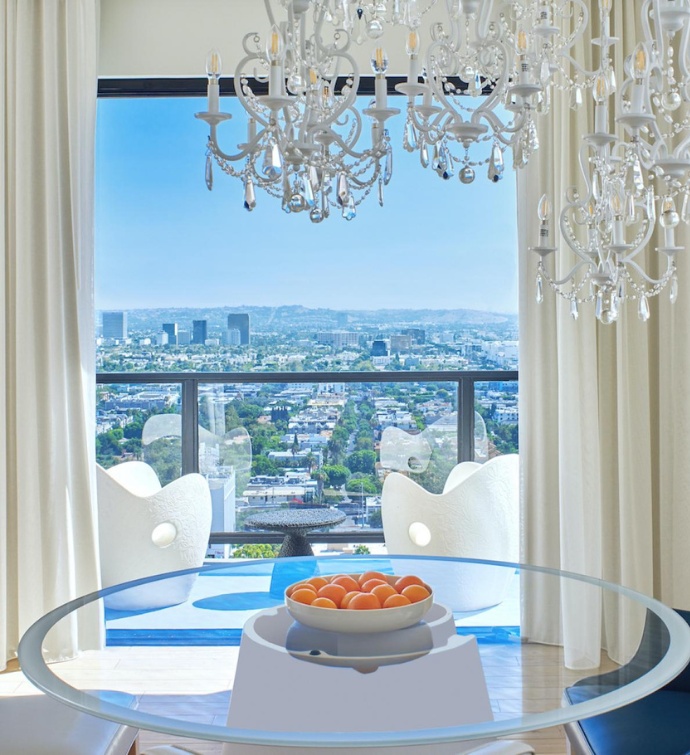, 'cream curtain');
1,0,102,669
518,0,690,667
